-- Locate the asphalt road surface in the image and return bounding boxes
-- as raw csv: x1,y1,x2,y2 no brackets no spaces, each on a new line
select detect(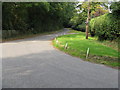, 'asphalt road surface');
2,29,118,88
